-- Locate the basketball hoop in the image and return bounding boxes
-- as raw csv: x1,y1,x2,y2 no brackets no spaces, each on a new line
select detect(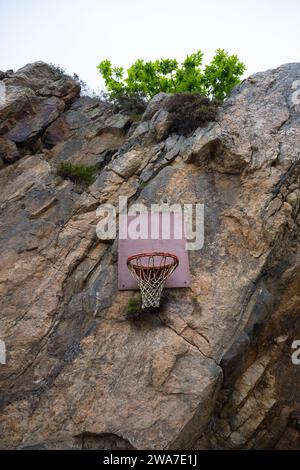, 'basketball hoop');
127,252,179,309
